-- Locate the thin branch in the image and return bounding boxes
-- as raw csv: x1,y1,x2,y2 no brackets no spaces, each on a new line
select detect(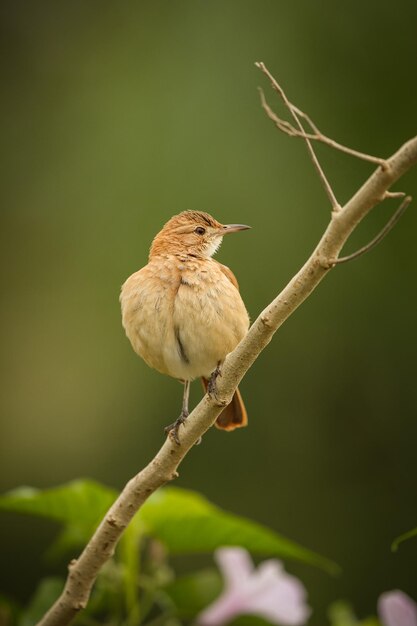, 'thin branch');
36,66,417,626
255,61,388,171
256,63,341,211
335,195,412,264
392,526,417,552
384,191,406,199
